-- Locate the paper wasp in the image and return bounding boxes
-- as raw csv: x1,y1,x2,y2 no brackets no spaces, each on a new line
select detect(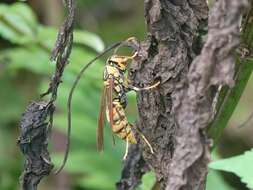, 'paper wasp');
97,44,160,159
55,37,159,173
